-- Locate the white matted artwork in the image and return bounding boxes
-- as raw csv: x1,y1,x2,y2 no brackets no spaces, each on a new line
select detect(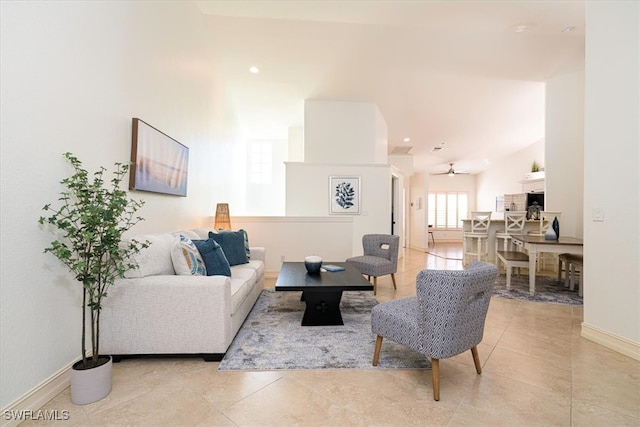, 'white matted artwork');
329,176,361,214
